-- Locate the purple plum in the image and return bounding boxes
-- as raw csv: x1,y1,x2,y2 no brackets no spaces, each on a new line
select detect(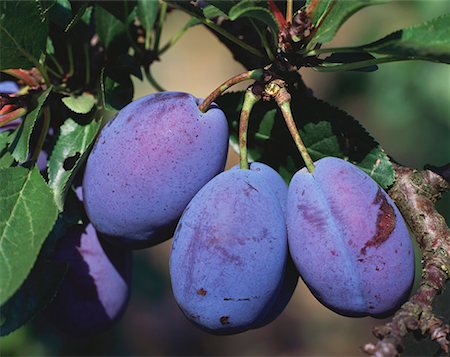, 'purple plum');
231,162,298,326
170,169,288,334
287,157,414,317
83,92,228,248
45,223,132,336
